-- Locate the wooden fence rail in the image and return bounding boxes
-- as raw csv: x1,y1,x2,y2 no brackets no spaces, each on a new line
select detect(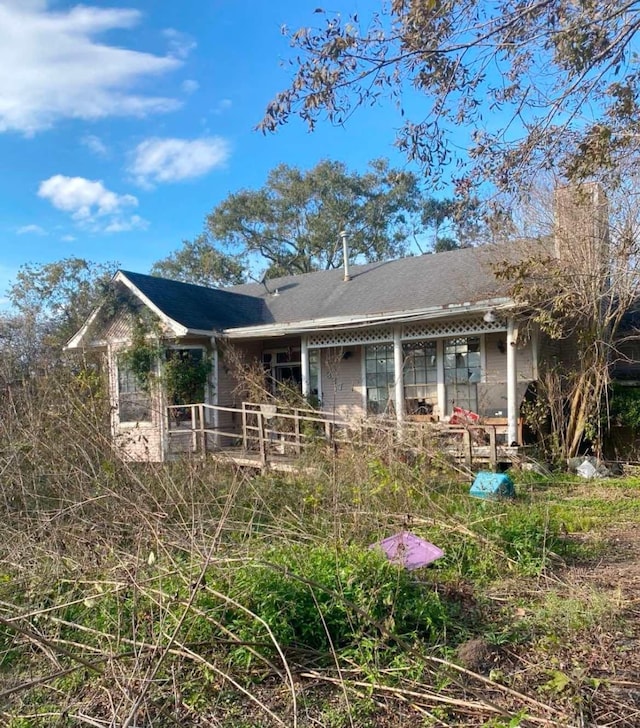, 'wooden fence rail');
166,401,516,469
